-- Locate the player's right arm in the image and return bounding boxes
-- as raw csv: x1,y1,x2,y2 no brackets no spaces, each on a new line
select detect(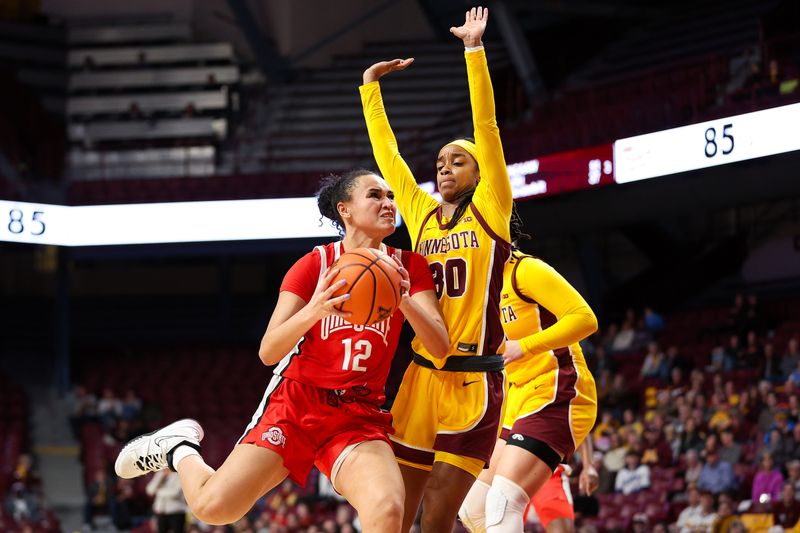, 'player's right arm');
258,261,351,366
451,7,513,239
360,60,439,237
